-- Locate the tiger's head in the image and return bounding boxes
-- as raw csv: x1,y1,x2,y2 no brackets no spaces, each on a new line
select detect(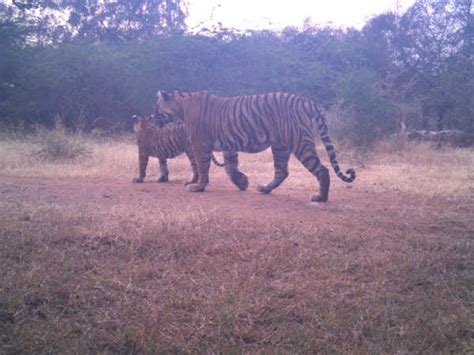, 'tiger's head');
132,115,155,132
154,90,185,127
